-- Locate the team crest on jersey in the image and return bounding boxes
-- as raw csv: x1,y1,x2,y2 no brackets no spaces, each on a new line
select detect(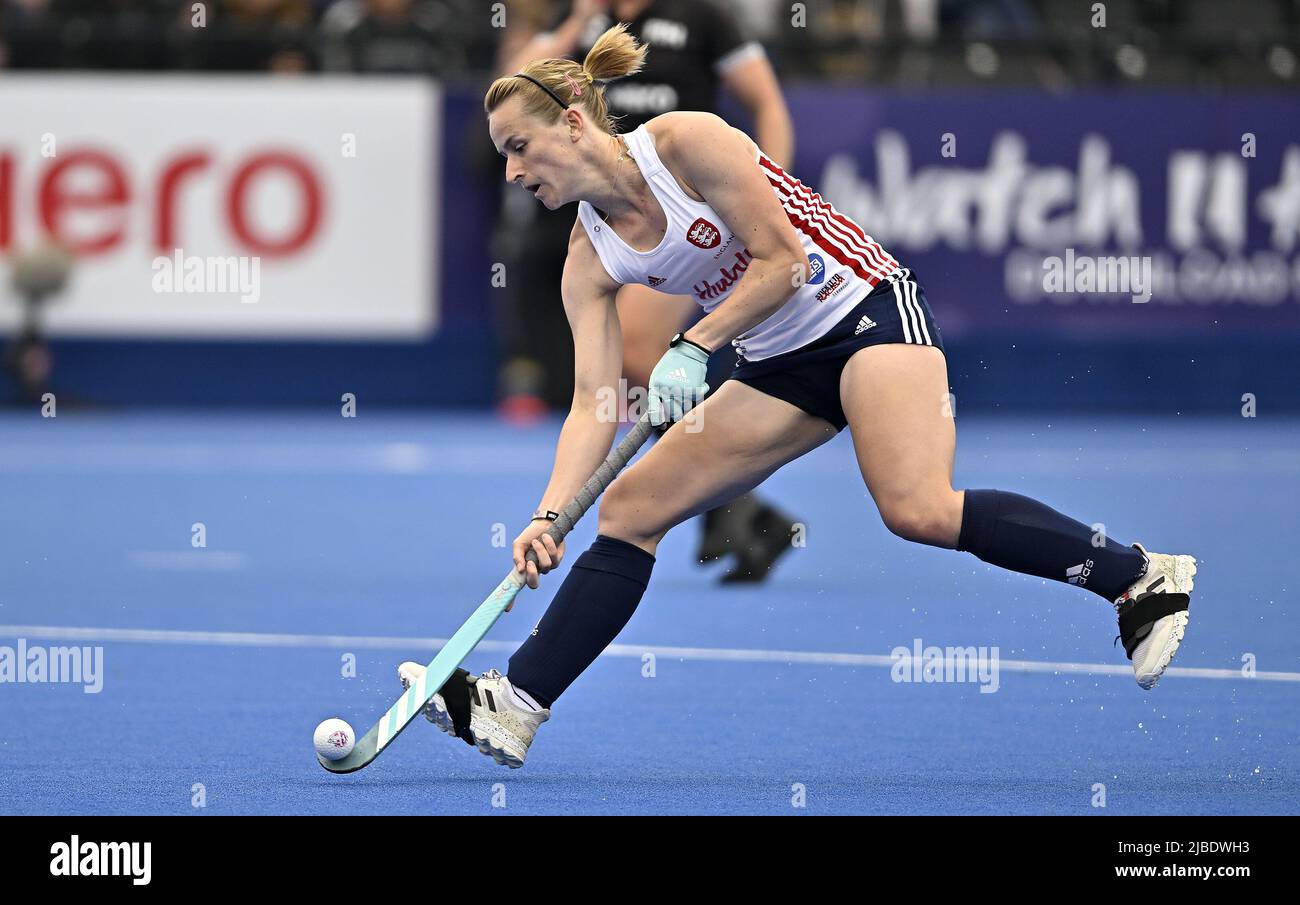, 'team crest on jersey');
686,218,721,249
806,253,826,285
647,275,667,287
